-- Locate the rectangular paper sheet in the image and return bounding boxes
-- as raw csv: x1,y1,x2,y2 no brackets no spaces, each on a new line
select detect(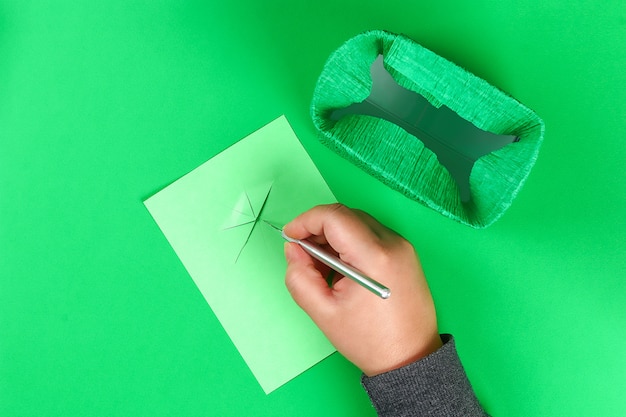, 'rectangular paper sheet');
144,116,336,393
